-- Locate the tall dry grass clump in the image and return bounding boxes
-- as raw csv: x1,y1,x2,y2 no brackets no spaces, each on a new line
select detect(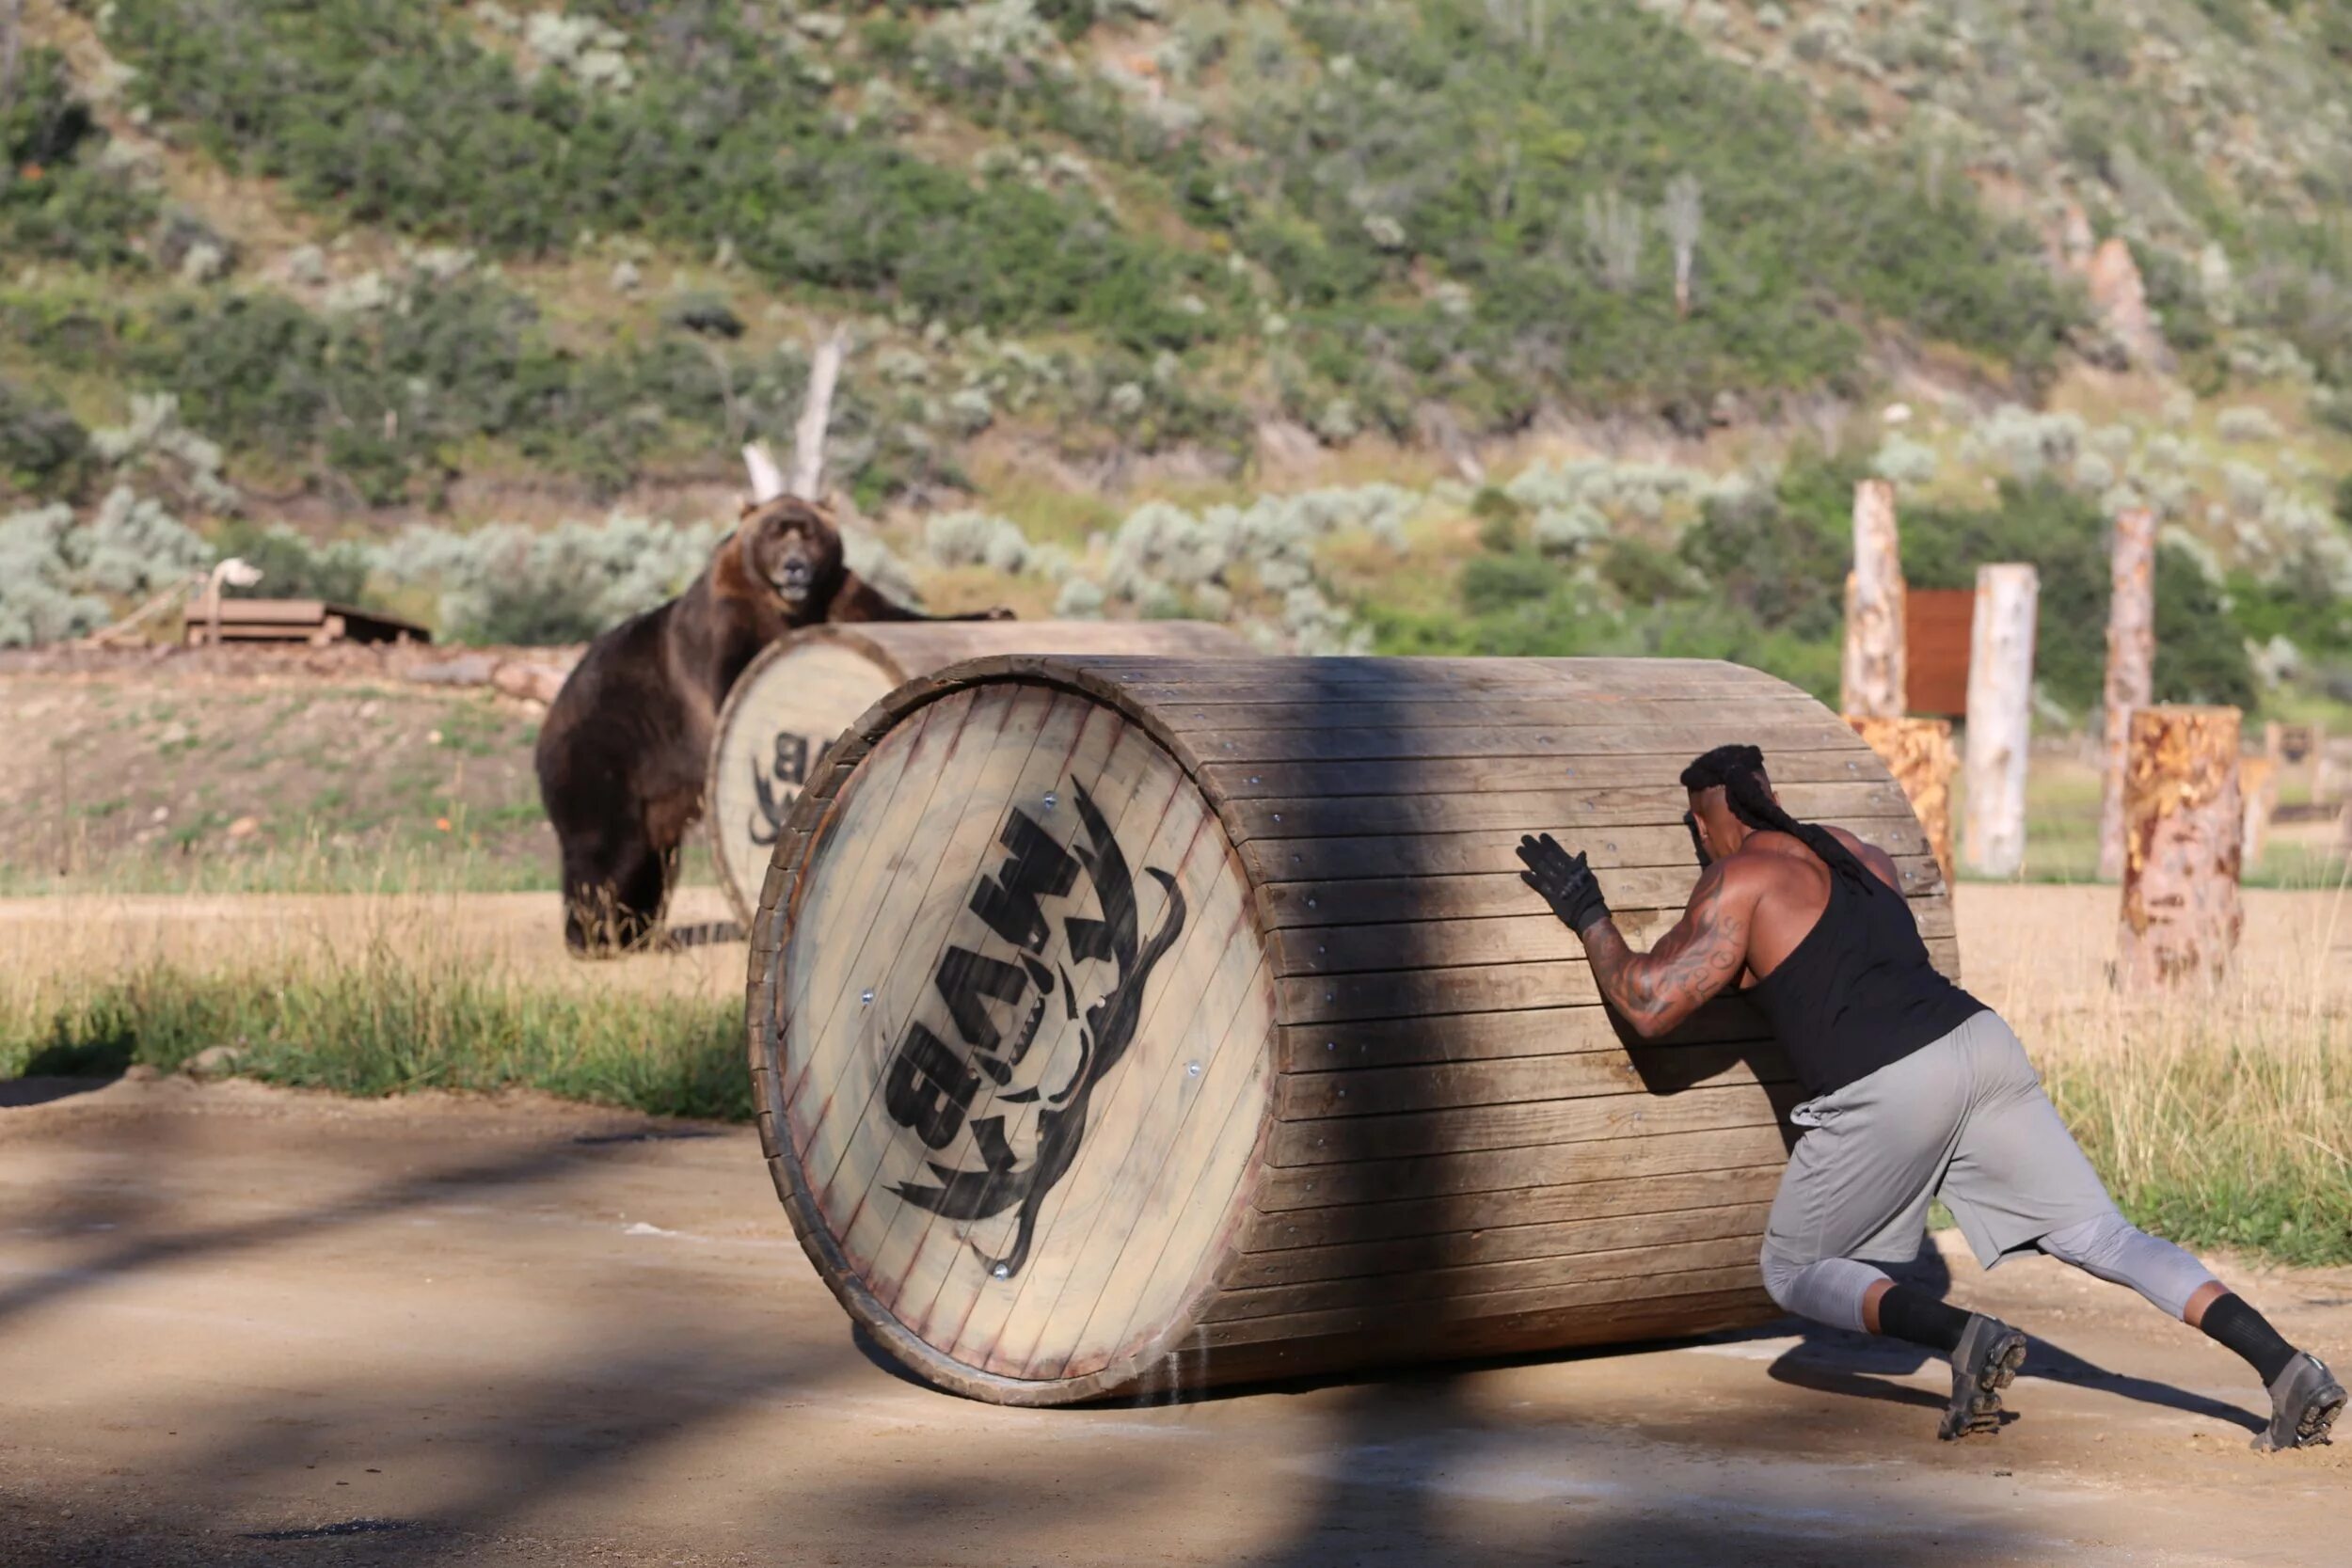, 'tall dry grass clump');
1970,885,2352,1267
1,888,749,1121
